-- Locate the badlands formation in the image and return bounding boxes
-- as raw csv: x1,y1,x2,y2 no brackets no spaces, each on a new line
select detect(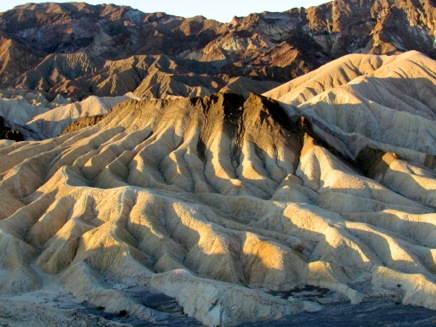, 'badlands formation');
0,0,435,325
0,49,435,325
